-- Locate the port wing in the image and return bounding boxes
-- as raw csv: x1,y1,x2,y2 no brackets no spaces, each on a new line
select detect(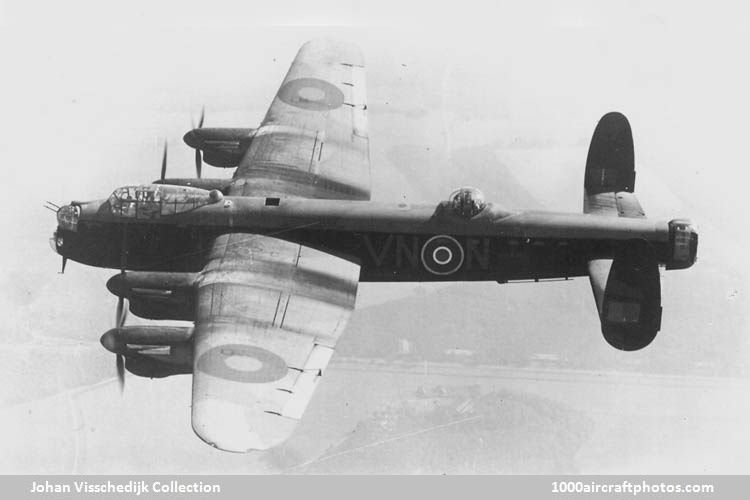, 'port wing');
191,40,369,451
